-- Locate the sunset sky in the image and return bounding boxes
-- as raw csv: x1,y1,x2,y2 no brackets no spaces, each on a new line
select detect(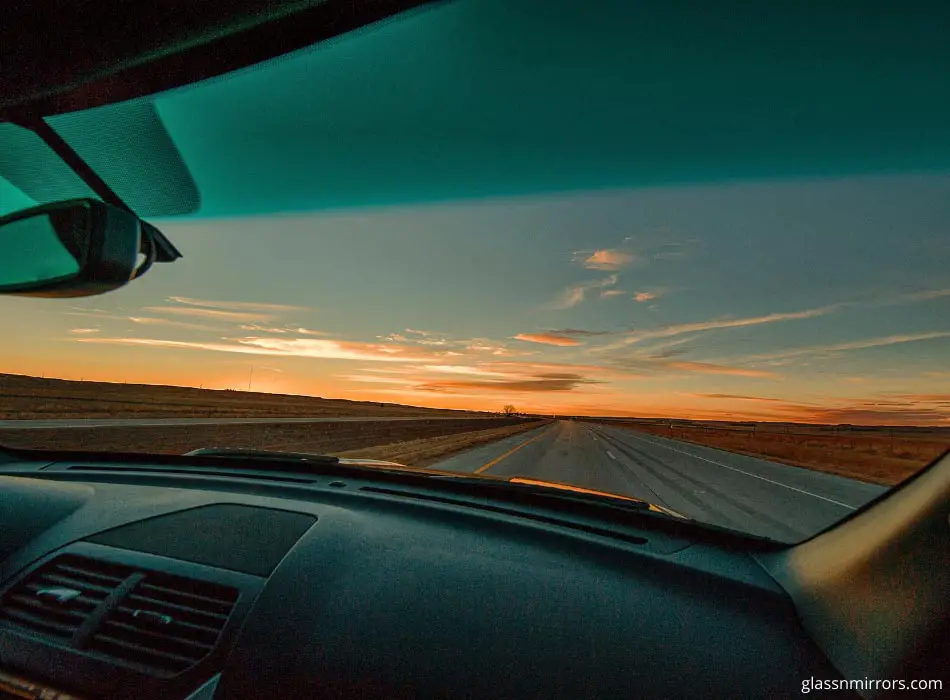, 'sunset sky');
1,0,949,424
2,174,949,424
